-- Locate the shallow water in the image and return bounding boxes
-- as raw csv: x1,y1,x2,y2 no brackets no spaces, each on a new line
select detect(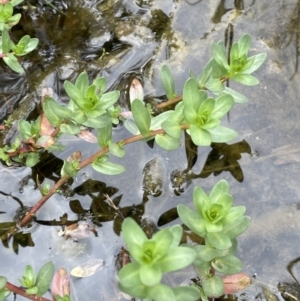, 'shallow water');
1,0,300,300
